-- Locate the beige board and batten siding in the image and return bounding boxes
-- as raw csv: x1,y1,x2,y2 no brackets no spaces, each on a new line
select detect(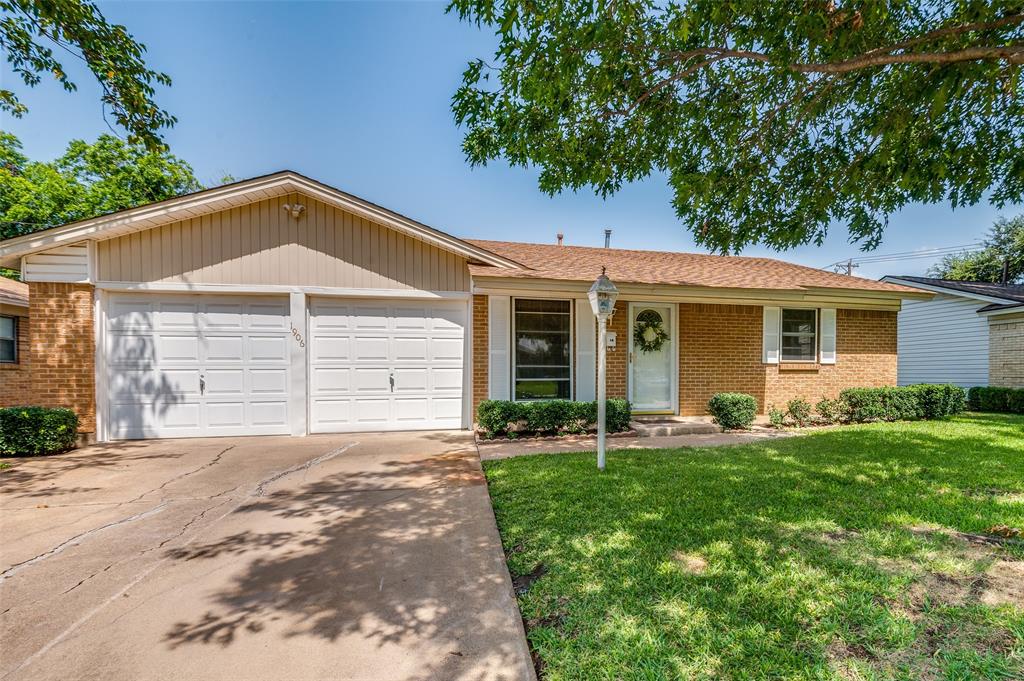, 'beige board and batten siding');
95,193,470,292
